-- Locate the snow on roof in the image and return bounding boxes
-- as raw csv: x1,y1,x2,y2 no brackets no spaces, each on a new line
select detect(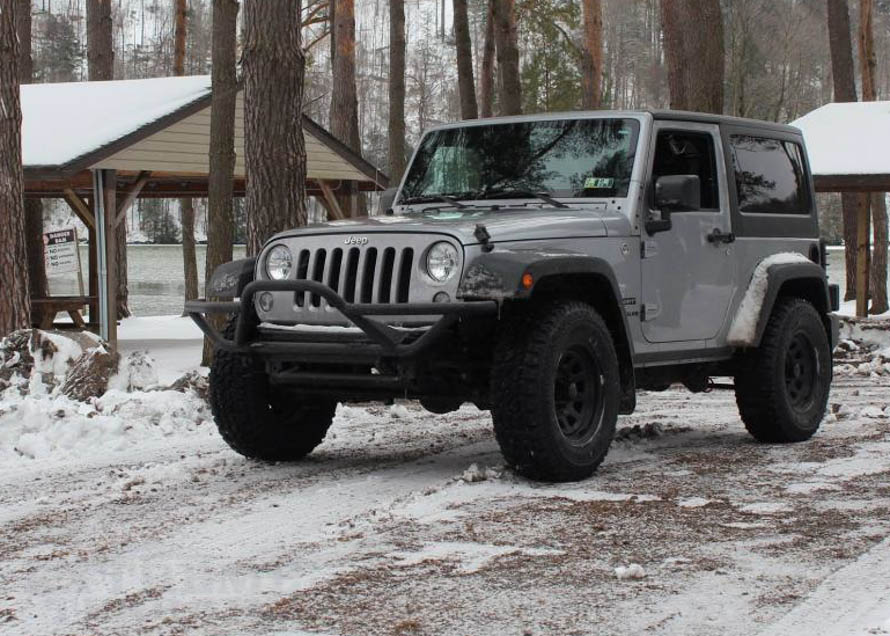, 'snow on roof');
791,101,890,177
21,75,212,168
